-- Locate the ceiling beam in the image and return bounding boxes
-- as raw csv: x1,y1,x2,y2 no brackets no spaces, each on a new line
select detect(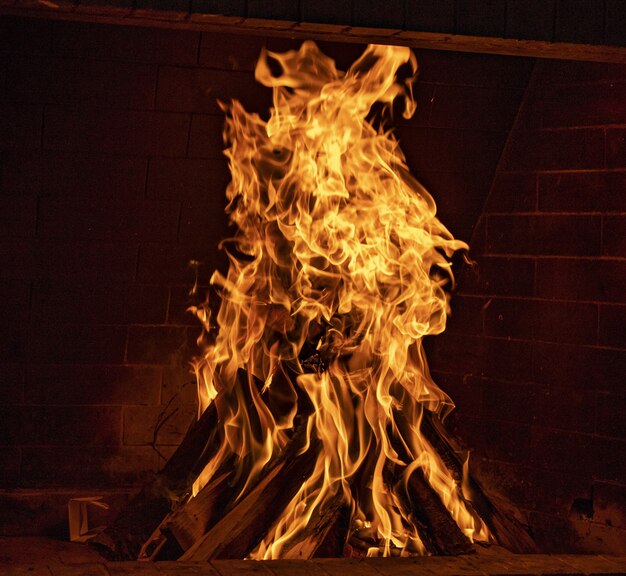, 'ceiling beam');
2,5,626,64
